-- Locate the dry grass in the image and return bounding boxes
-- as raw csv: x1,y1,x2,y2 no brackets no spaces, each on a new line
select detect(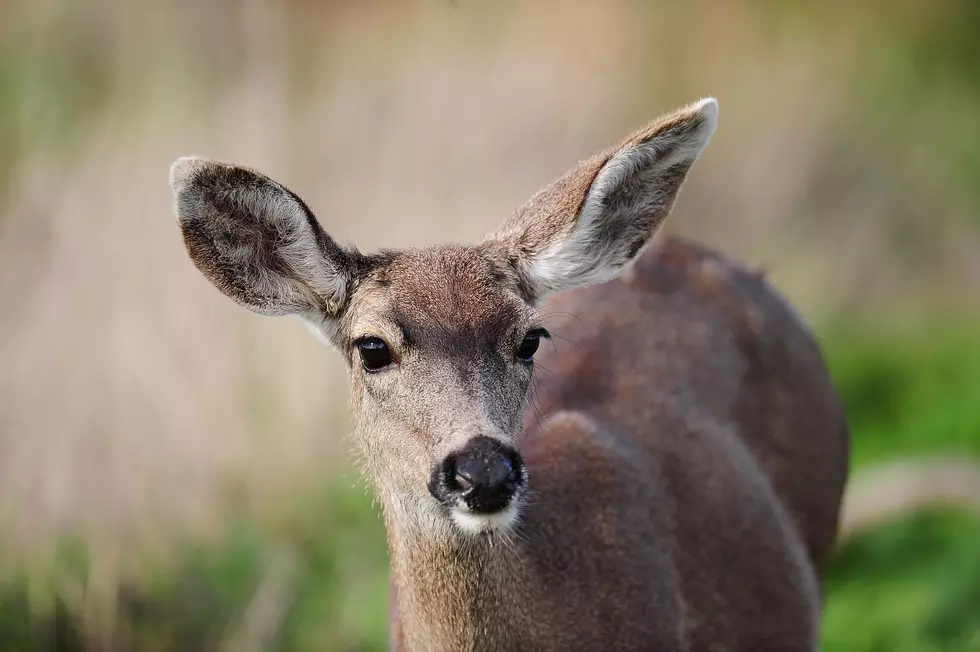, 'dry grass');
1,0,978,576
